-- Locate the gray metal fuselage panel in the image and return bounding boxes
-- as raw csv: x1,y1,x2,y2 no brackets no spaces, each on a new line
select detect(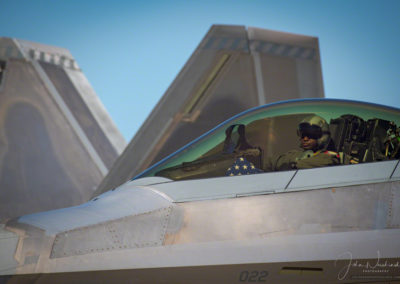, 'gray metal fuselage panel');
2,160,400,283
